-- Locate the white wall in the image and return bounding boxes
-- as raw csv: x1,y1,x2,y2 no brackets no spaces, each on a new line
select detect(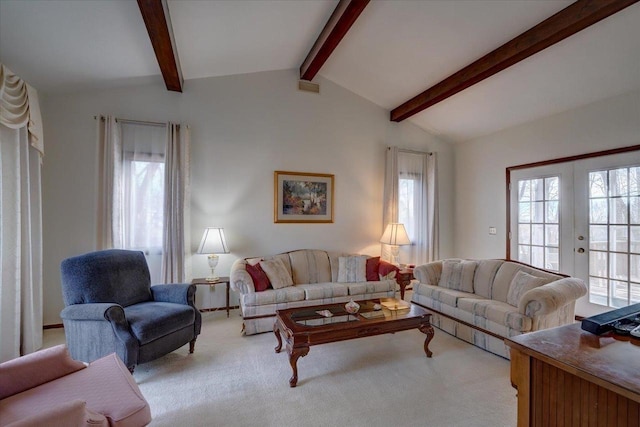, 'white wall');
453,90,640,260
41,69,454,325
